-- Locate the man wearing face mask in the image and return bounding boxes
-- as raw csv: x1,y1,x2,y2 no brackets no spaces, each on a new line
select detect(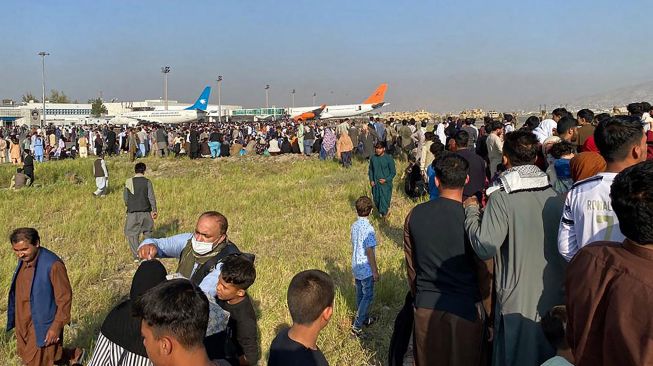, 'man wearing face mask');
137,211,241,297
